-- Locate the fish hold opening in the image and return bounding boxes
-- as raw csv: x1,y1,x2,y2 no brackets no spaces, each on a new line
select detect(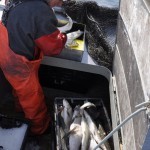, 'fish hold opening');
38,65,114,150
0,64,114,149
